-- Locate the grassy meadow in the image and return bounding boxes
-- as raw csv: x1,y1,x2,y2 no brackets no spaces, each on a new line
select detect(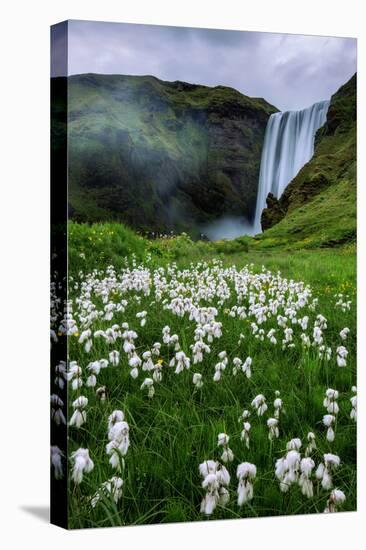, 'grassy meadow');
52,222,358,528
